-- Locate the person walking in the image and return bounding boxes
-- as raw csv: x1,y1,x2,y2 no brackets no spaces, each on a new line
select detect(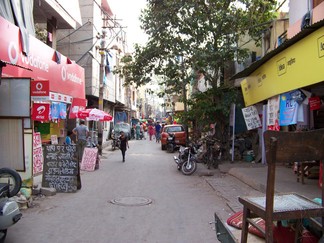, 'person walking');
136,123,141,140
73,119,89,190
119,131,129,162
148,123,154,141
155,121,161,143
